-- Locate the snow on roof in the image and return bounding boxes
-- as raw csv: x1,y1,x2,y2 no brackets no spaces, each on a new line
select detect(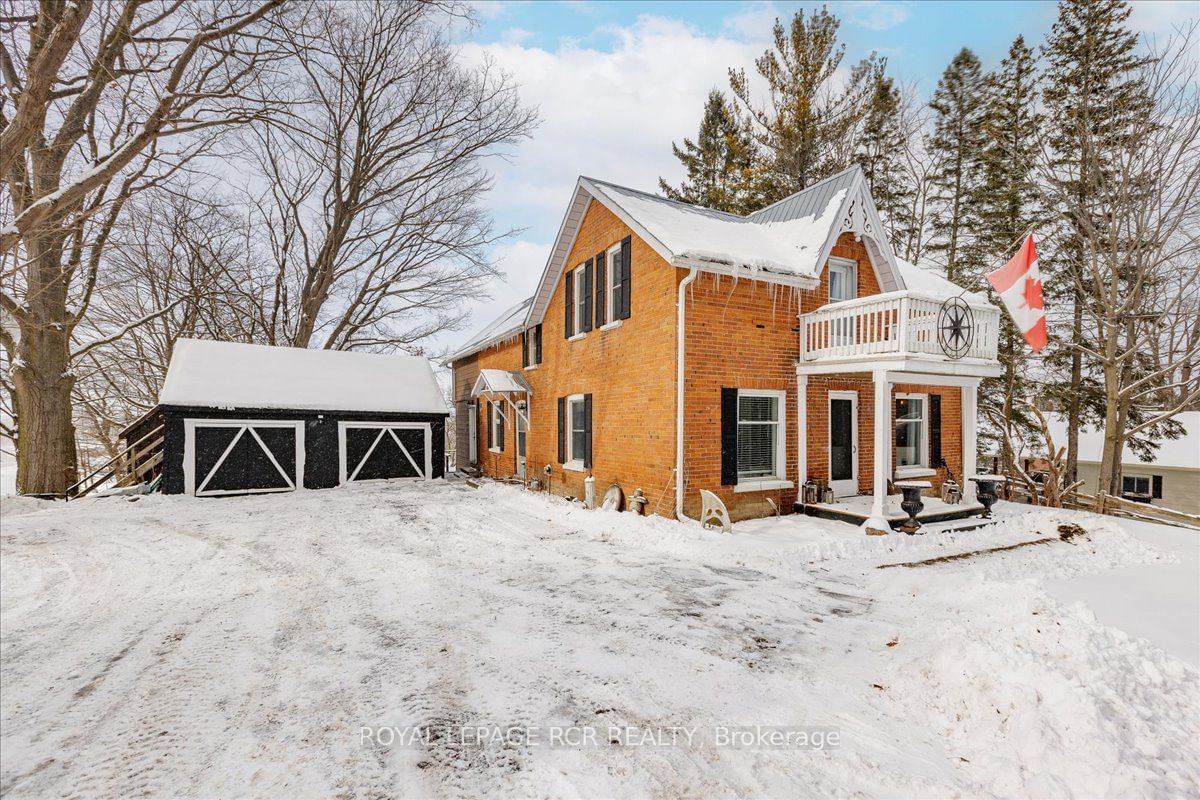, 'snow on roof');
894,258,988,304
159,338,448,414
472,369,532,396
1045,412,1199,470
587,178,846,279
445,296,532,364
